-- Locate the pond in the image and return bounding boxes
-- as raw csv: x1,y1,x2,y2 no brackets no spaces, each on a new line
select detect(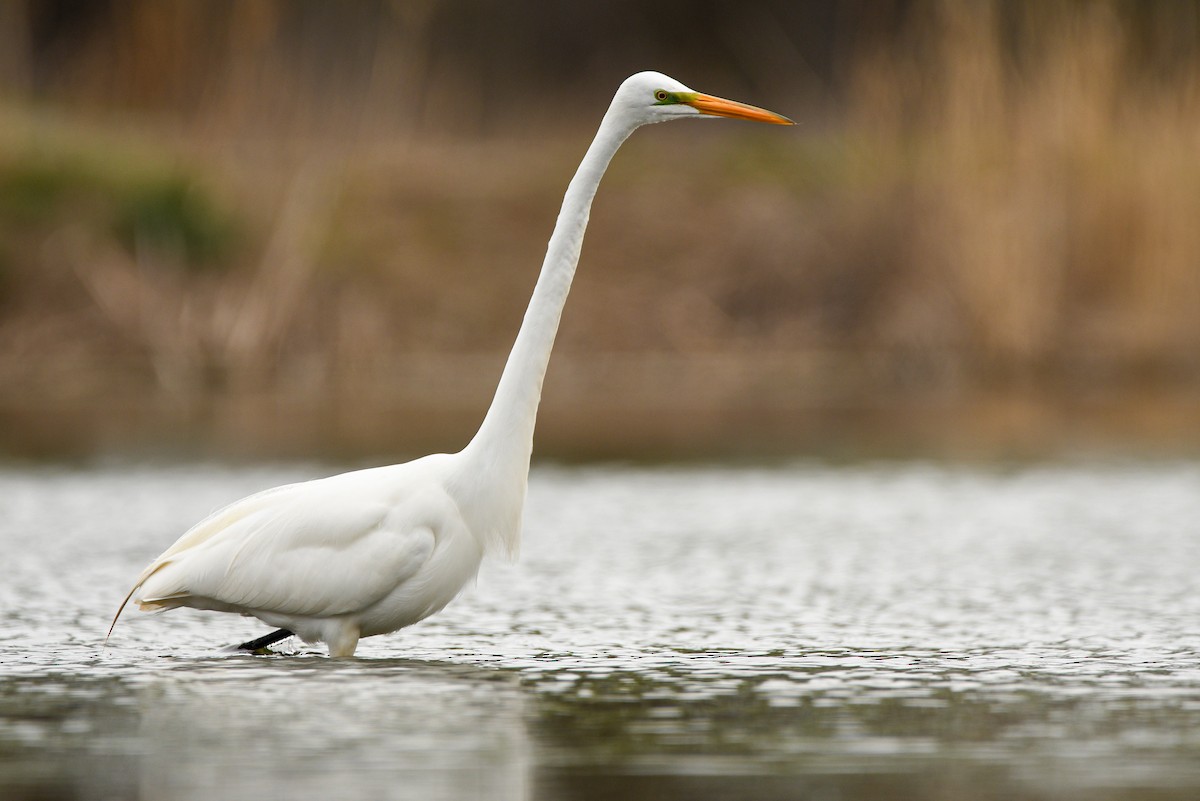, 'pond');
1,461,1198,800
